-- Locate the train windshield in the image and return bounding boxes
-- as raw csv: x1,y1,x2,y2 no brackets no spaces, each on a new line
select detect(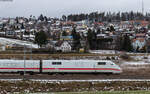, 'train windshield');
110,62,115,65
